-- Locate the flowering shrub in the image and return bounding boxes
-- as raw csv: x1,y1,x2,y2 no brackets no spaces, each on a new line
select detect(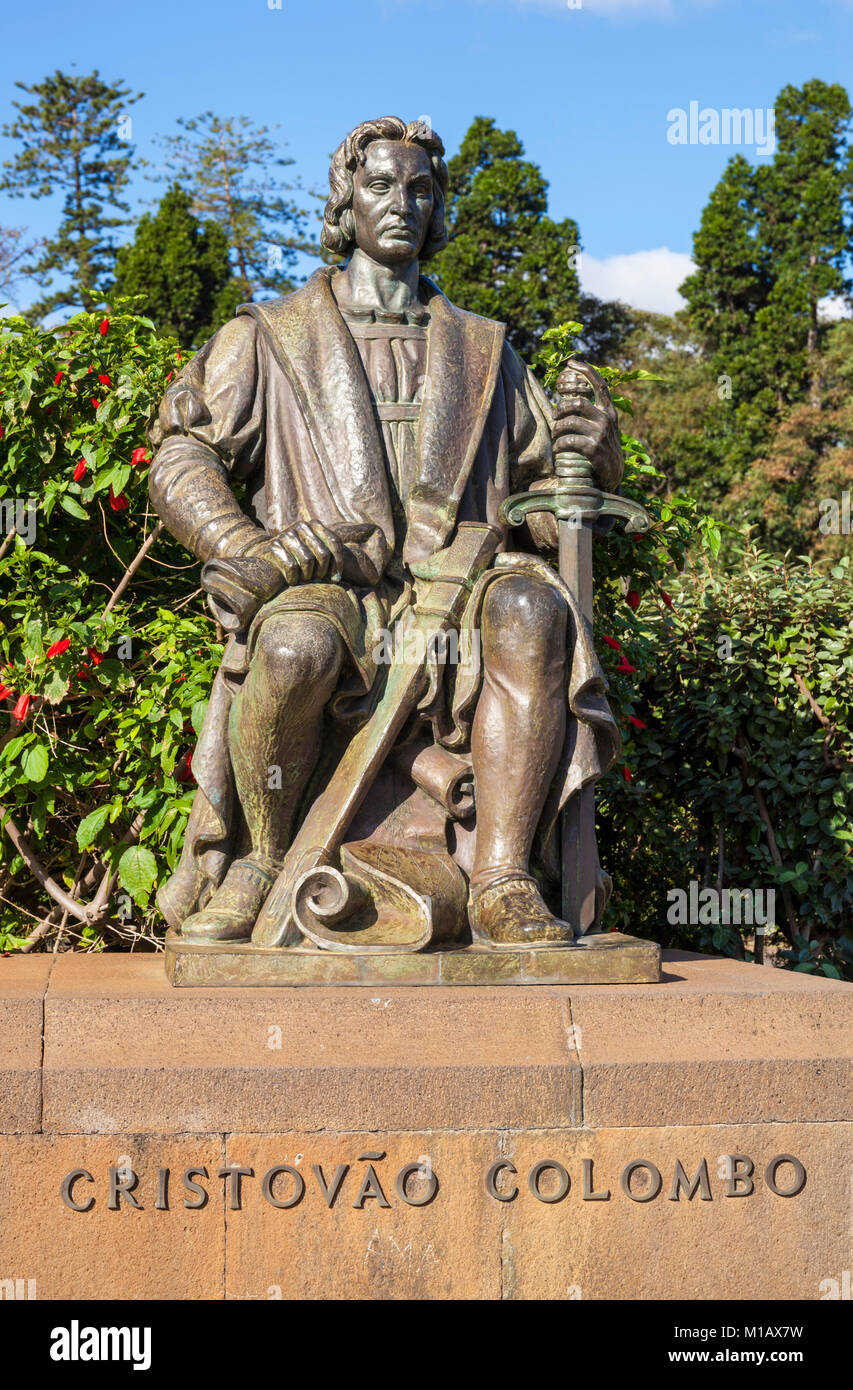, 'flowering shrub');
596,537,853,979
0,308,850,978
0,303,222,951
